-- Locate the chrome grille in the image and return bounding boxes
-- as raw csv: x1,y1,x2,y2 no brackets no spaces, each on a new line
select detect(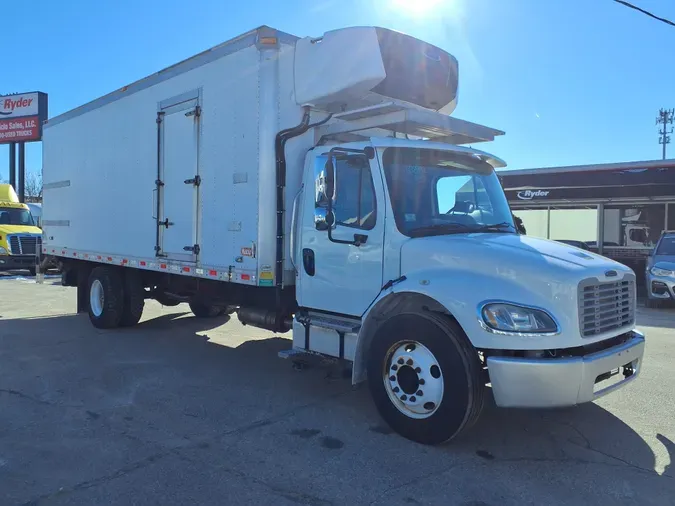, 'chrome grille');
578,277,635,338
8,235,41,255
